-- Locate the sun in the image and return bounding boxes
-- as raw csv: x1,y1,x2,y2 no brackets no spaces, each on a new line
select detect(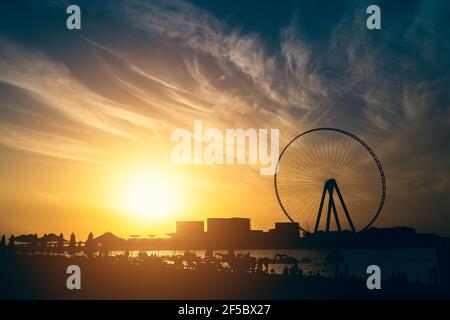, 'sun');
117,173,180,220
